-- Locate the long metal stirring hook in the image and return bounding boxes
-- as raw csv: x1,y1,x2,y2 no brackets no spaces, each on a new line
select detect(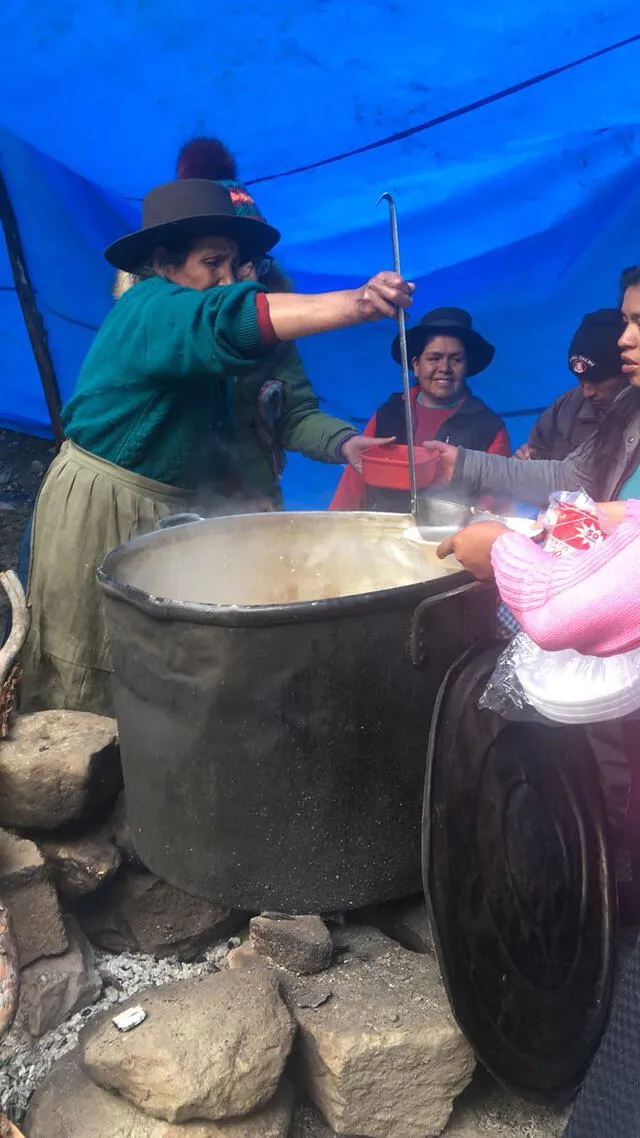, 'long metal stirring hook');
377,192,418,518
